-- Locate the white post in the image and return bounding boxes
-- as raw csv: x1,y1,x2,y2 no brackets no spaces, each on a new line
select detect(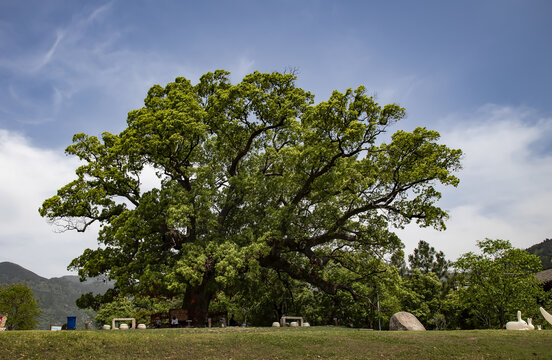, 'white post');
377,292,381,331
